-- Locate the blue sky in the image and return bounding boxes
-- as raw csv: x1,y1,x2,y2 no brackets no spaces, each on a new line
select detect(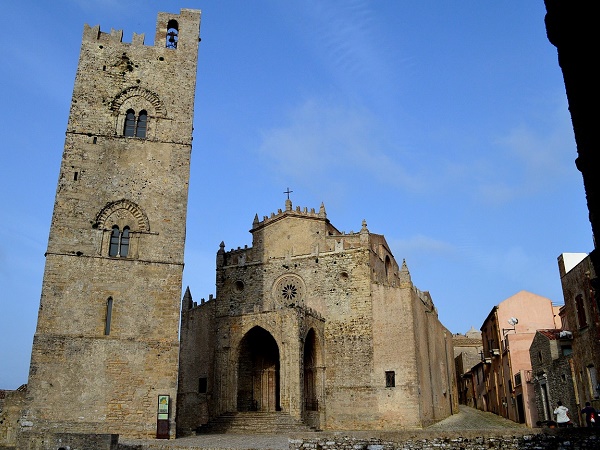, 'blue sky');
0,1,592,389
